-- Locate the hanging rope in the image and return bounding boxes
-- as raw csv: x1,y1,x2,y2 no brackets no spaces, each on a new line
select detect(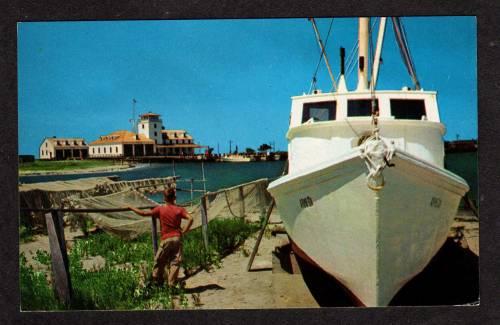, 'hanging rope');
308,18,334,93
391,17,421,90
